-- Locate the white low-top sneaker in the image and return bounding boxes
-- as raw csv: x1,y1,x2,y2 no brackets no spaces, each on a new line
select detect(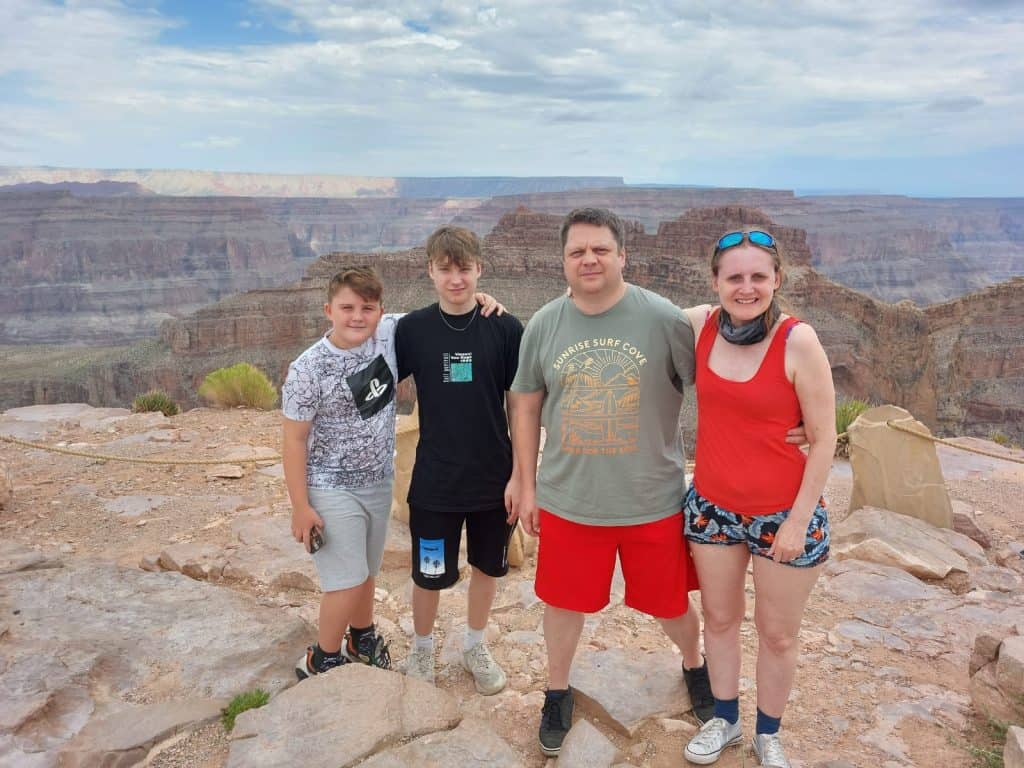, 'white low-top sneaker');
683,716,743,764
751,732,792,768
404,645,435,685
462,641,507,695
